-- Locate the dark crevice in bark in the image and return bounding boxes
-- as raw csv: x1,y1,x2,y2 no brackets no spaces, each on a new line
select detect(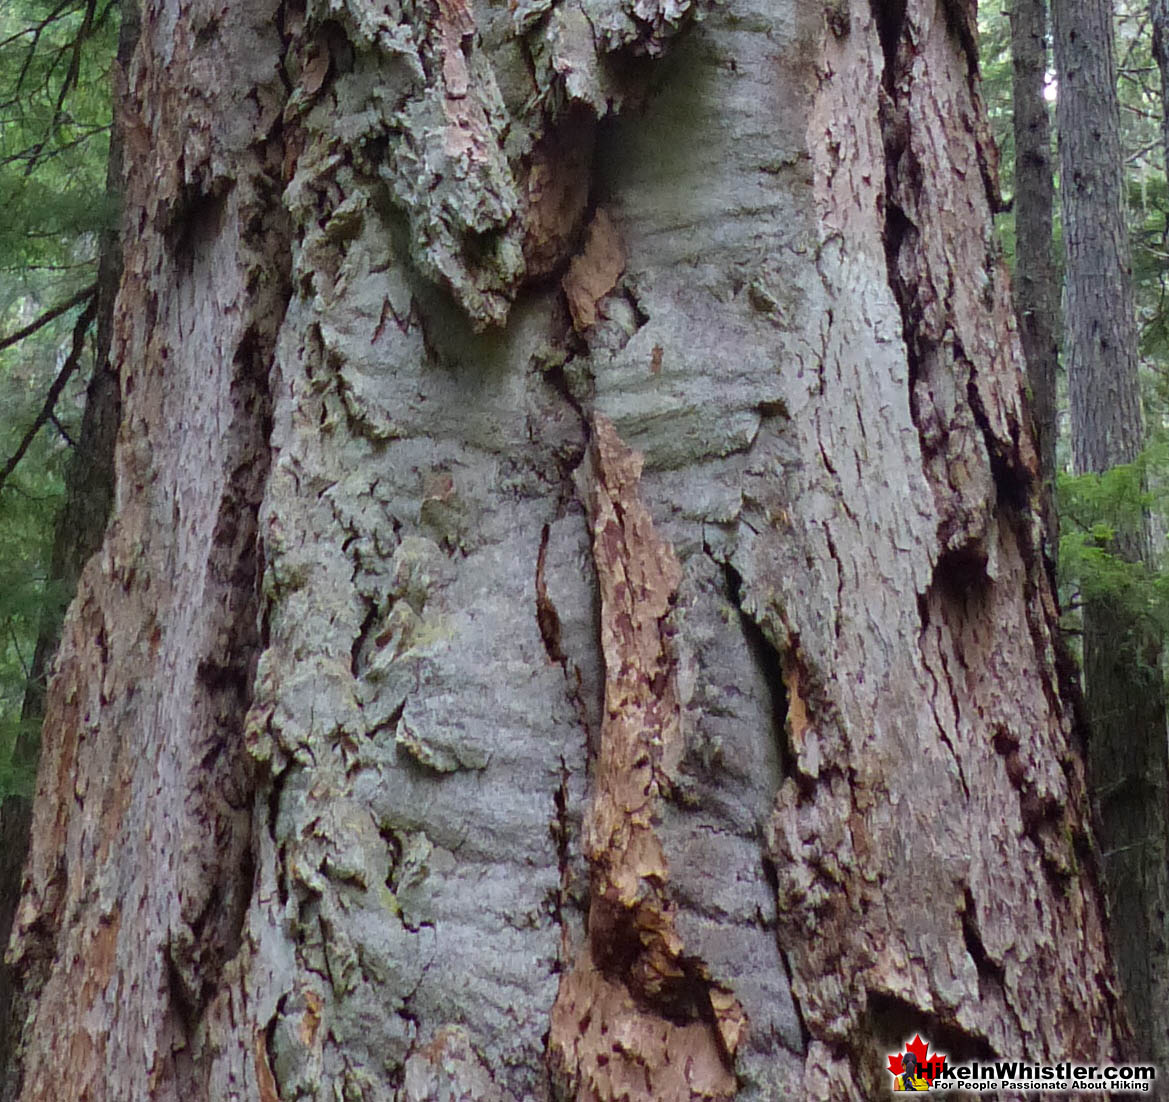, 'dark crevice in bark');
871,0,908,90
717,556,792,778
958,887,1030,1043
589,899,725,1032
866,990,994,1067
876,113,924,446
962,360,1032,515
520,103,598,286
928,663,970,799
993,716,1086,893
538,342,593,431
379,822,406,903
168,187,232,267
261,1013,281,1097
369,699,405,747
265,766,288,910
933,542,991,600
916,576,972,799
350,600,378,677
960,888,1005,987
821,524,845,642
549,755,573,940
536,523,566,665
